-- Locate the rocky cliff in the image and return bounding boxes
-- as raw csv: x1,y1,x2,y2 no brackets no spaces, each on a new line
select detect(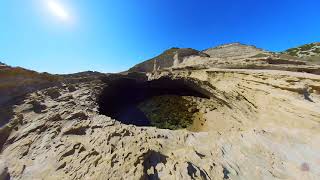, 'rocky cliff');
0,65,60,126
0,43,320,180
